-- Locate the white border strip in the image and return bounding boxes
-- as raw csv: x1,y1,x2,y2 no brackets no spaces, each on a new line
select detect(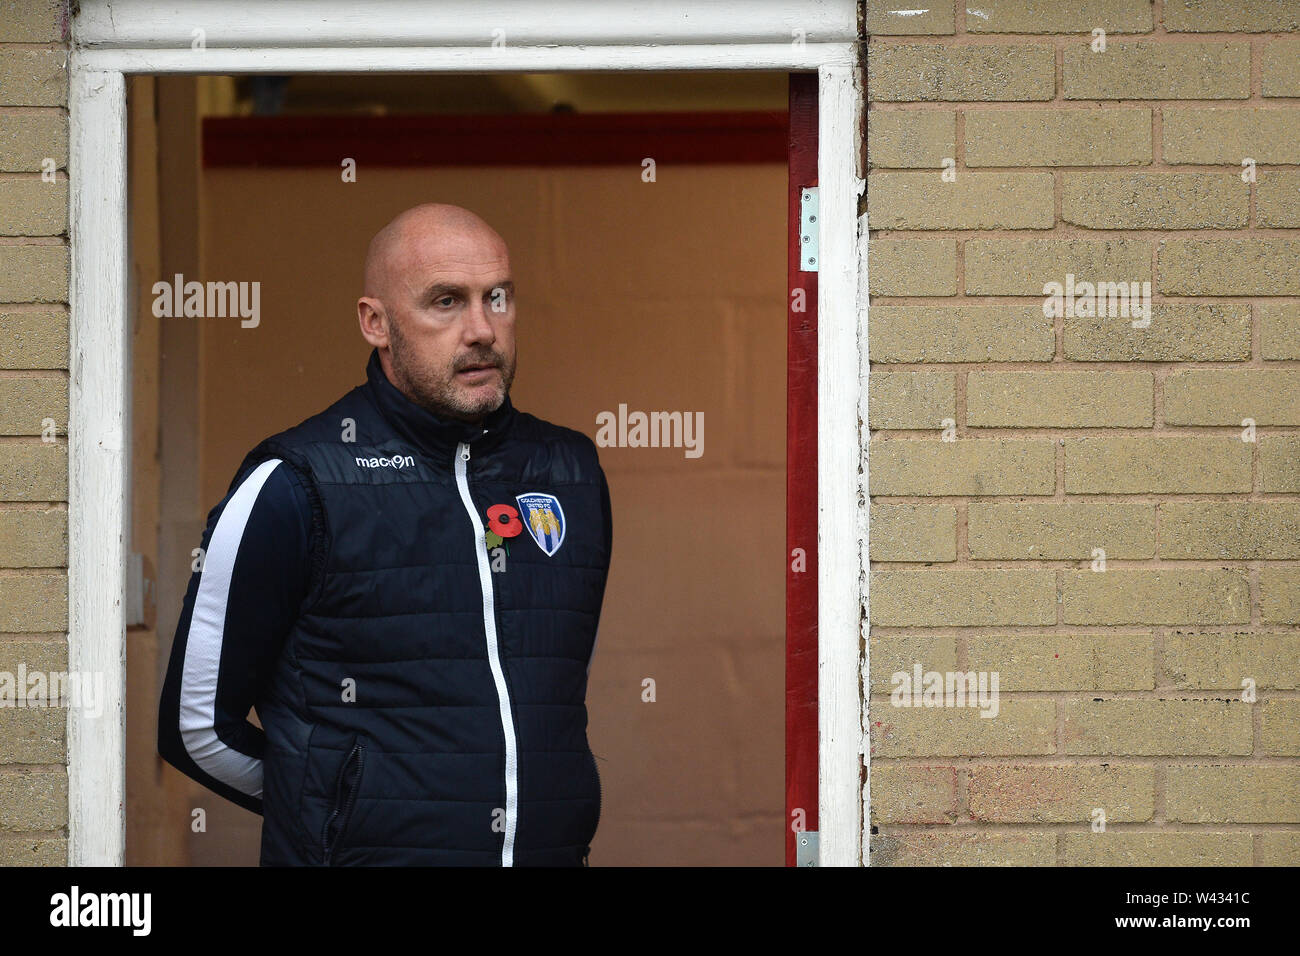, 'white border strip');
75,43,856,74
816,63,866,868
857,171,872,867
68,66,129,867
74,0,858,49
